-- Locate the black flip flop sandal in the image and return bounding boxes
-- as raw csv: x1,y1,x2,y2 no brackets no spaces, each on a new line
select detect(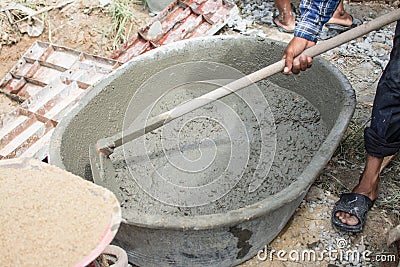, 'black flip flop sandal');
331,193,375,233
319,16,363,40
325,15,363,31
